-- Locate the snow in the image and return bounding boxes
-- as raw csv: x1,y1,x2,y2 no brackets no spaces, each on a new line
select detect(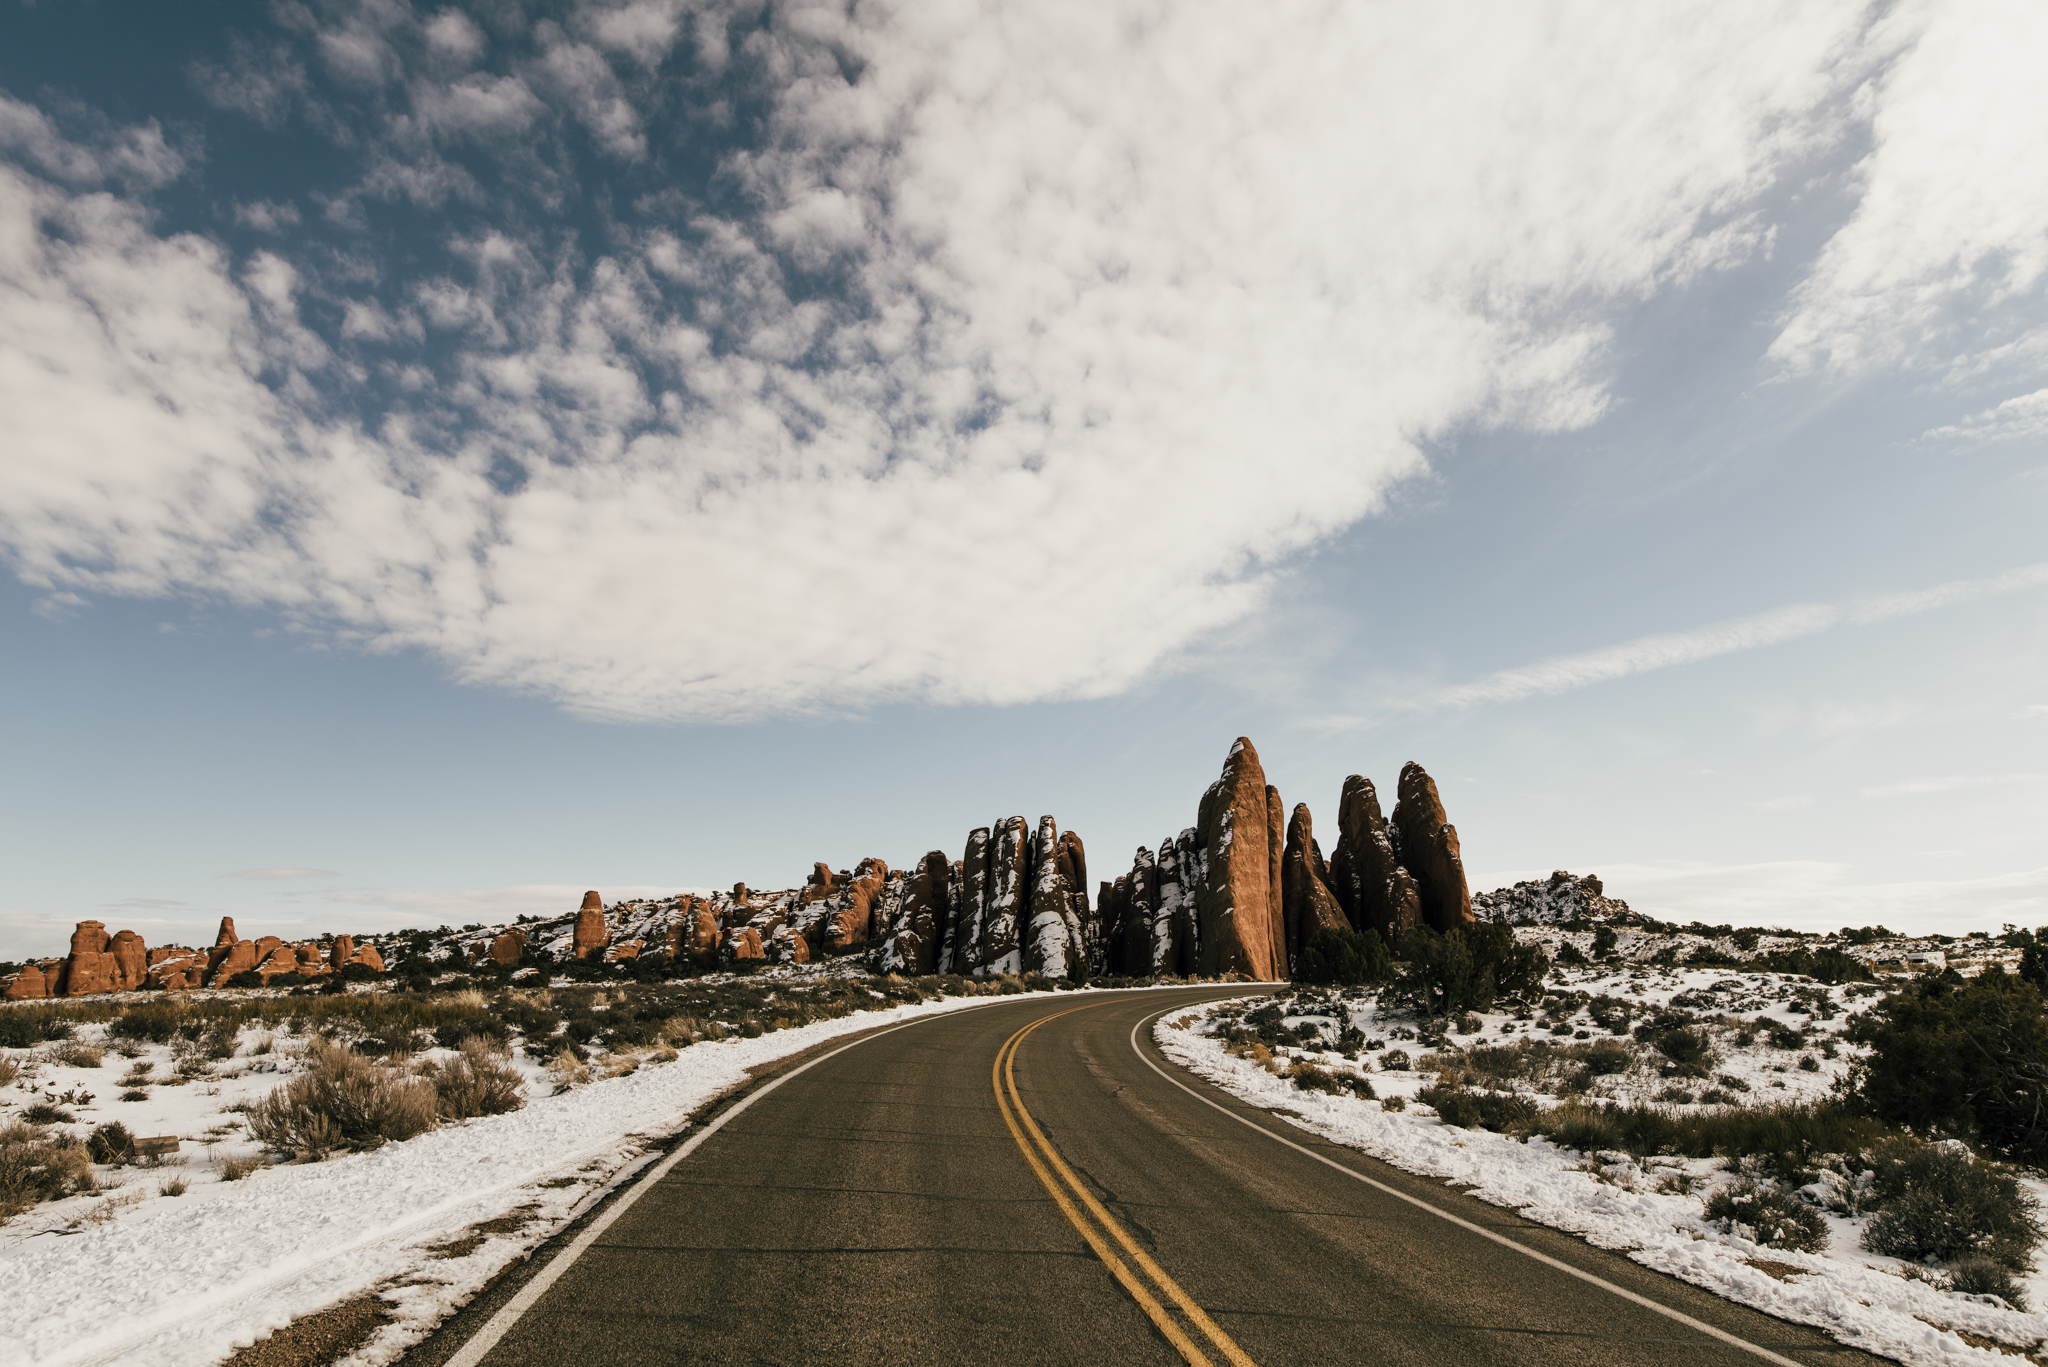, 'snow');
2,990,1020,1367
1155,968,2048,1367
